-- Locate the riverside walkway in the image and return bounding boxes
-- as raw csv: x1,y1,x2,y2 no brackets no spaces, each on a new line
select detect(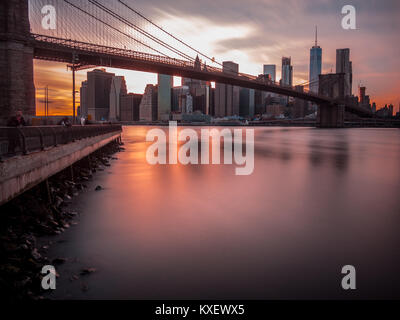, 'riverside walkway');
0,125,122,206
